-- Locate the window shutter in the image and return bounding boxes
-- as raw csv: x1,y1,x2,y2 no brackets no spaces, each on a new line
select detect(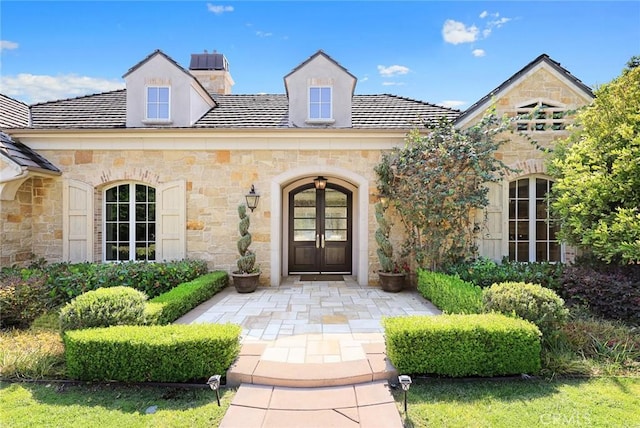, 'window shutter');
62,179,94,262
477,182,504,260
156,179,186,261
